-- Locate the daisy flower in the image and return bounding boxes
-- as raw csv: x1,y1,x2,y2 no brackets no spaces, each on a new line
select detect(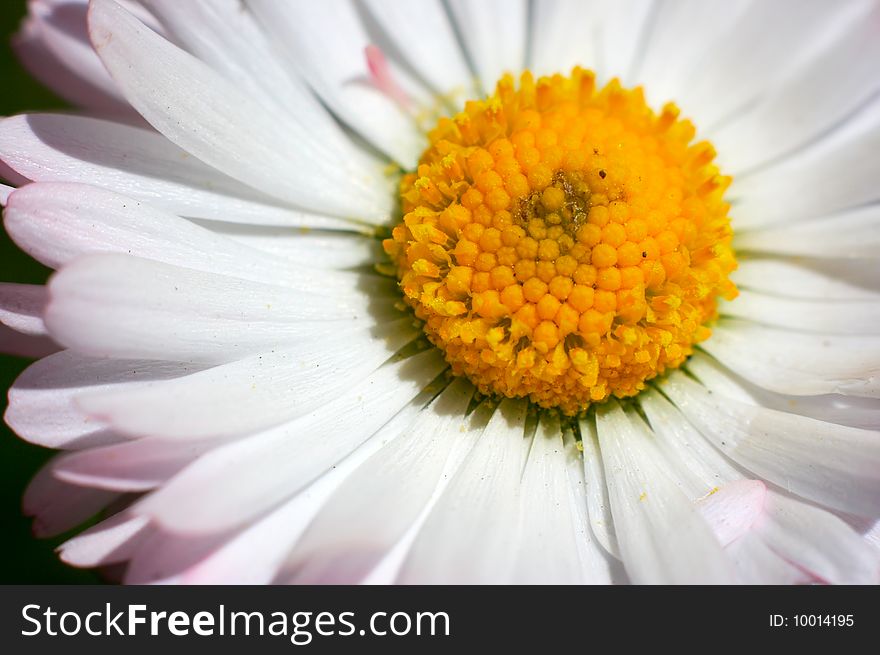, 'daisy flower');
1,0,879,585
